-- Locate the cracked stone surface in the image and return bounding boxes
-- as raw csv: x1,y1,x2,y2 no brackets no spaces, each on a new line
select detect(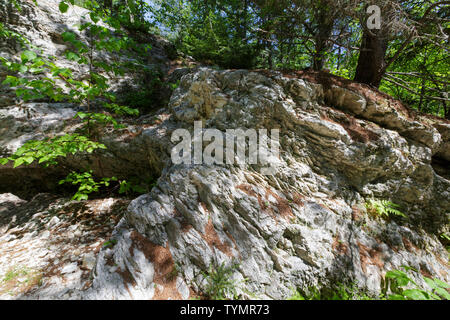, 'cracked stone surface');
79,68,449,300
0,193,129,299
0,0,449,301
